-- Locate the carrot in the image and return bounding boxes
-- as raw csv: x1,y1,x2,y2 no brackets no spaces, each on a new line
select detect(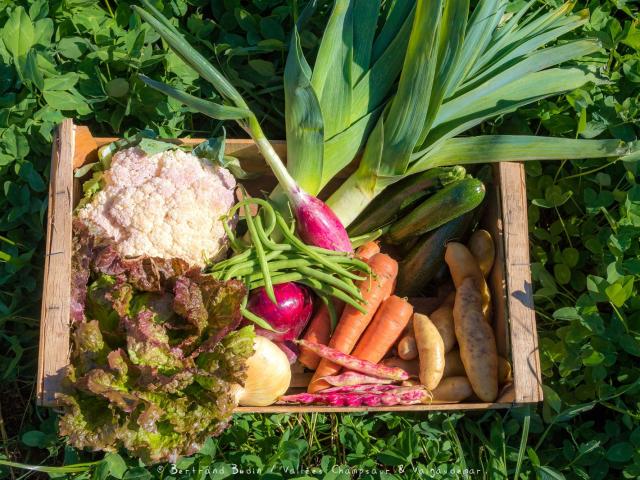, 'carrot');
351,296,414,364
298,300,345,370
307,253,398,392
356,241,380,260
